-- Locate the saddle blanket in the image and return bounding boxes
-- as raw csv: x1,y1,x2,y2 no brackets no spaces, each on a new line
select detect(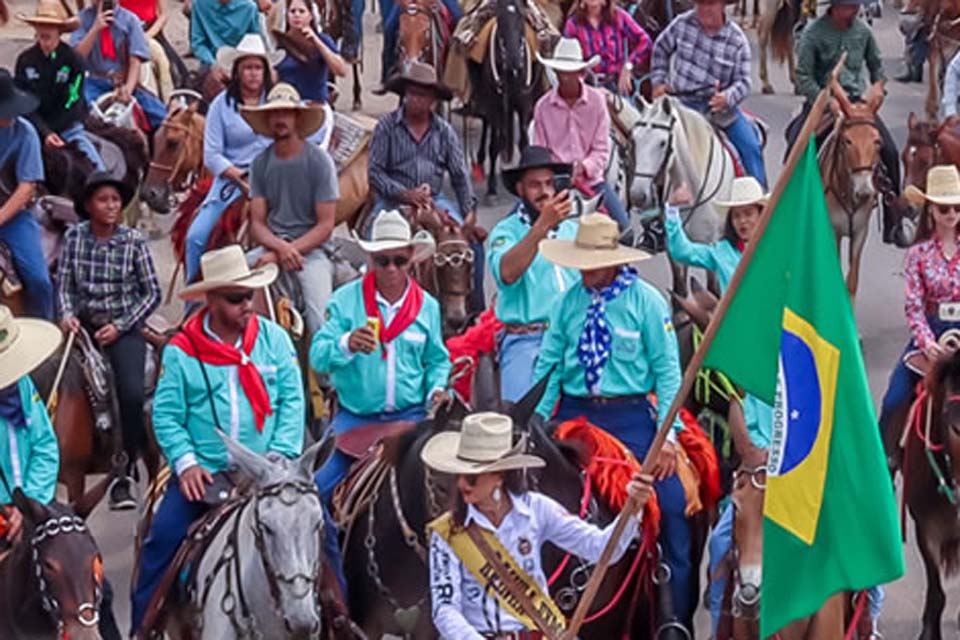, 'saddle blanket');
329,112,377,172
